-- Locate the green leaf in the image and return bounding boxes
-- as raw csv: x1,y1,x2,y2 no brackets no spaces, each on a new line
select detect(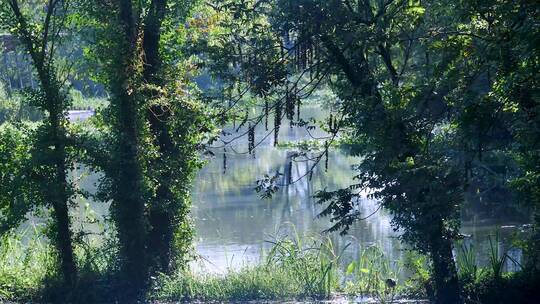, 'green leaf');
346,261,356,275
360,268,370,274
408,6,426,15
